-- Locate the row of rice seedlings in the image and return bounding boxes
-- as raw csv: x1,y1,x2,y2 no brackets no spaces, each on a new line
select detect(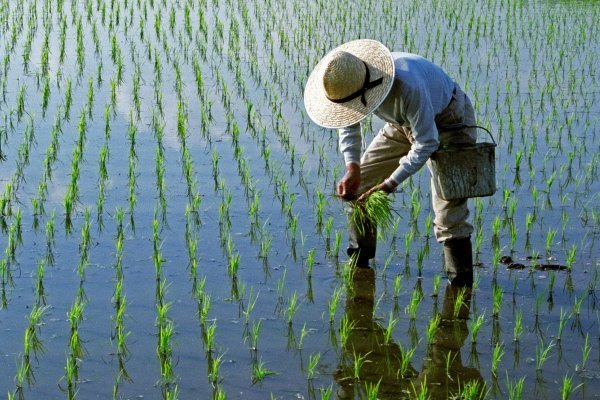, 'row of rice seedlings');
0,210,25,307
152,209,178,396
111,208,131,396
13,302,48,396
62,289,87,398
126,112,138,229
190,265,227,396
